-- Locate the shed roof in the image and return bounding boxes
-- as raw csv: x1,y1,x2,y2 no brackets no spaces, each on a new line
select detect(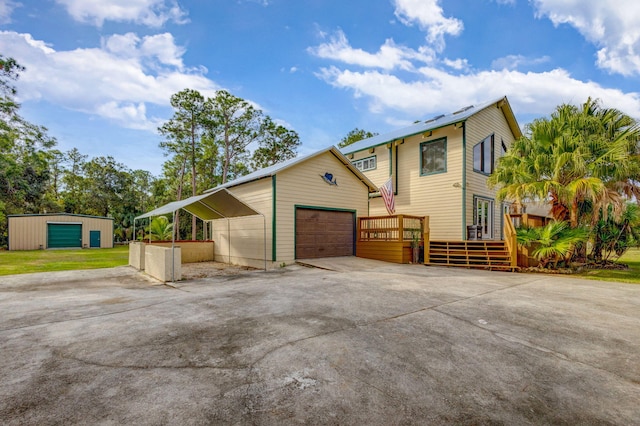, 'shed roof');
204,145,377,193
339,96,521,154
8,213,113,221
